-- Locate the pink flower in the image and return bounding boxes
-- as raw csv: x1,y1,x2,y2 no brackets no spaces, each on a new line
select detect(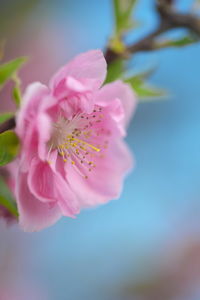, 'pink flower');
15,50,137,232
